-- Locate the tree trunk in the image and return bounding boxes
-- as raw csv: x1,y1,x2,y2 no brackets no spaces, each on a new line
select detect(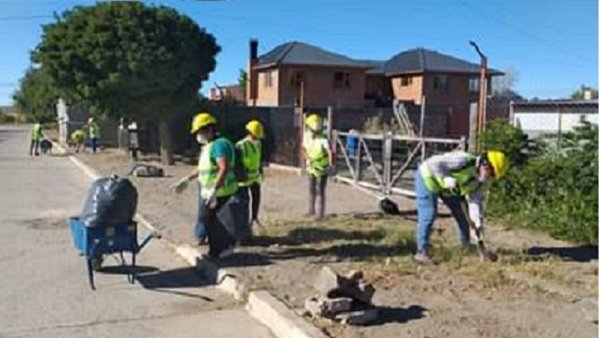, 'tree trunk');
158,119,174,165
